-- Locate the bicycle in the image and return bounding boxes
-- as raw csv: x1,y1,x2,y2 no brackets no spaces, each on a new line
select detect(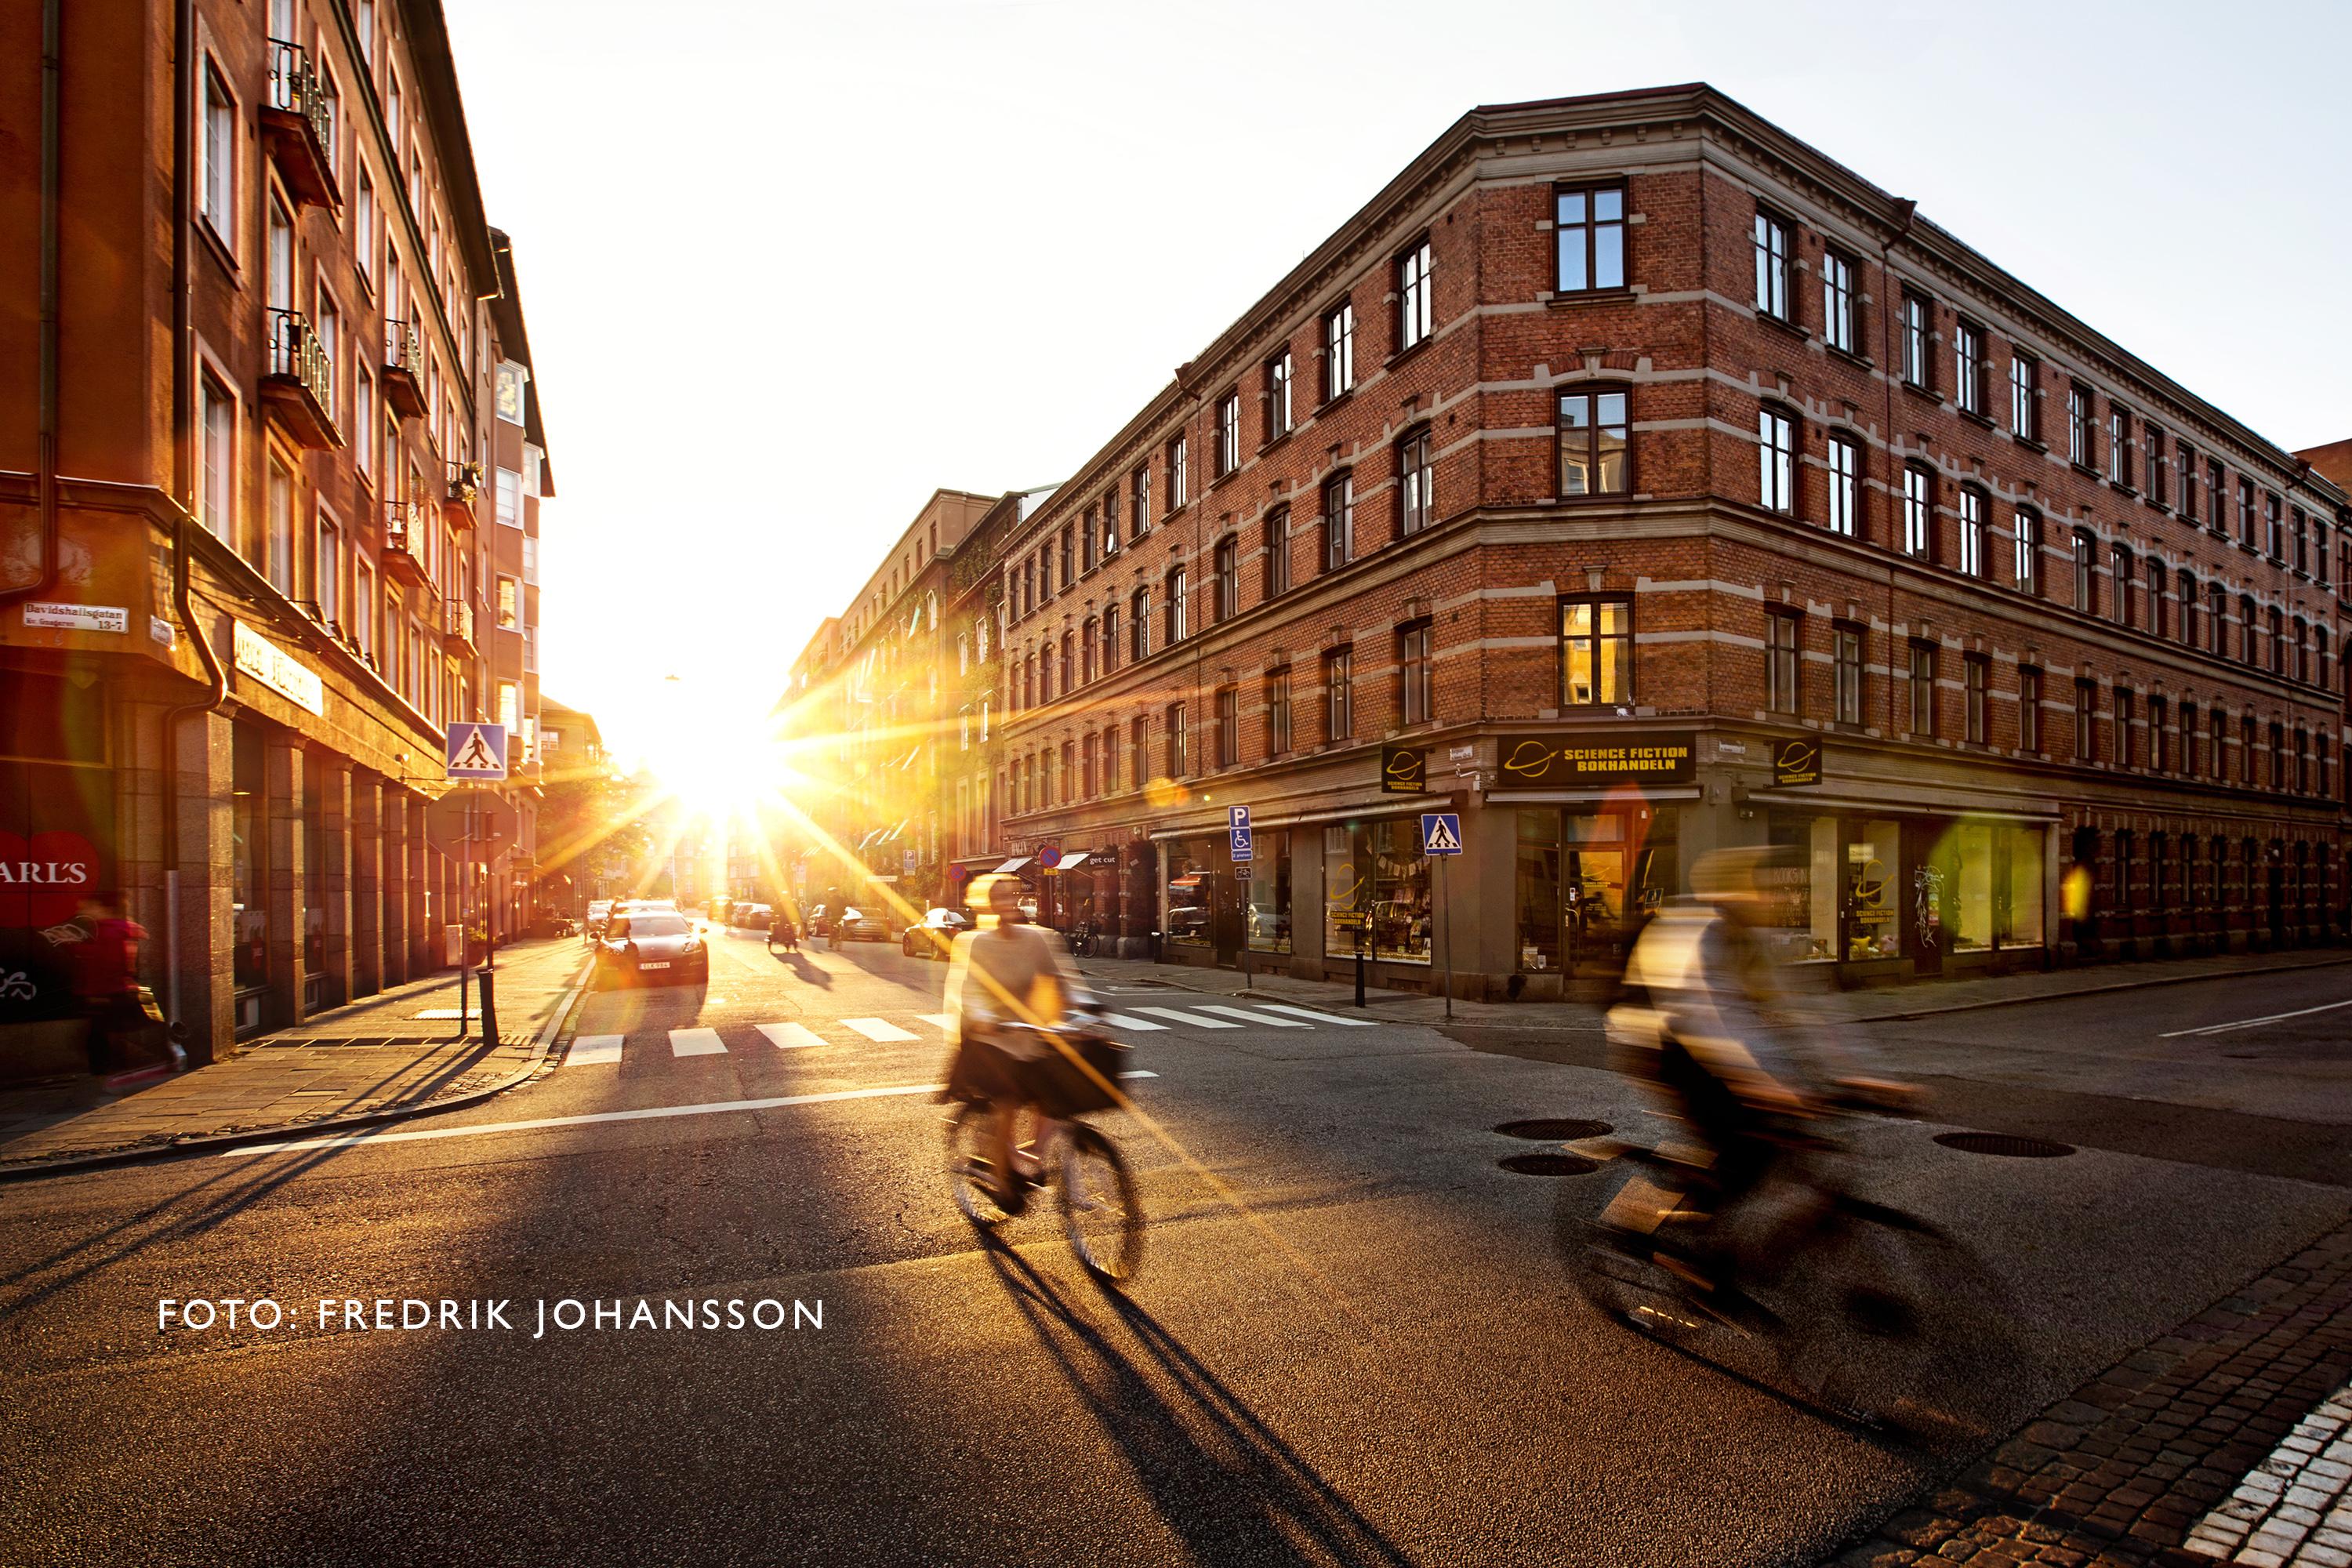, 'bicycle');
943,1022,1145,1286
1562,1089,2024,1443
